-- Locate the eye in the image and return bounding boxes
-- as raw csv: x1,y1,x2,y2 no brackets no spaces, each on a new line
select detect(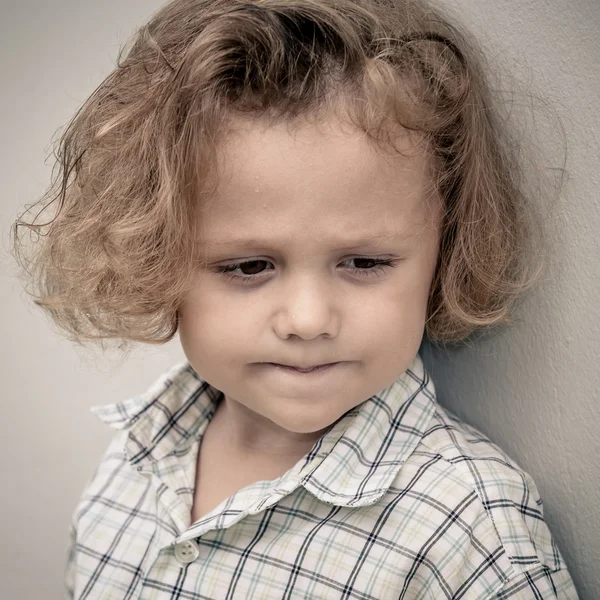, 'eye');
214,257,397,284
343,257,396,277
217,259,272,280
